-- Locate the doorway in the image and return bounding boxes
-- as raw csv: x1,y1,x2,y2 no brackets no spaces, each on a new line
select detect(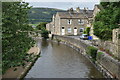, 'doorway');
74,27,77,35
